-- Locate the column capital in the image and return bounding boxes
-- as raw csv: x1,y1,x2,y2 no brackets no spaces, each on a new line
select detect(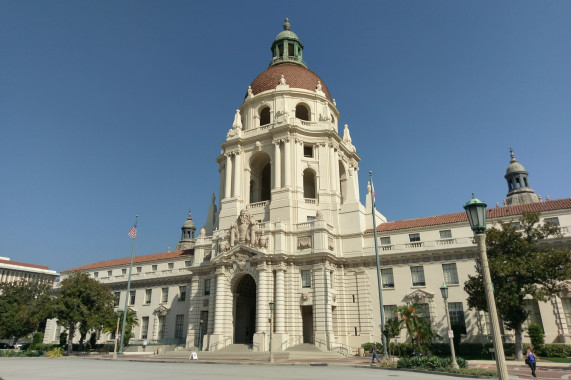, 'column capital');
215,266,227,276
275,263,287,272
